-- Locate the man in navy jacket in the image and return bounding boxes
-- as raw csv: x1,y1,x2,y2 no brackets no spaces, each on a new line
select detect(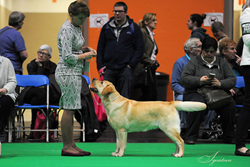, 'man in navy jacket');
96,1,144,98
